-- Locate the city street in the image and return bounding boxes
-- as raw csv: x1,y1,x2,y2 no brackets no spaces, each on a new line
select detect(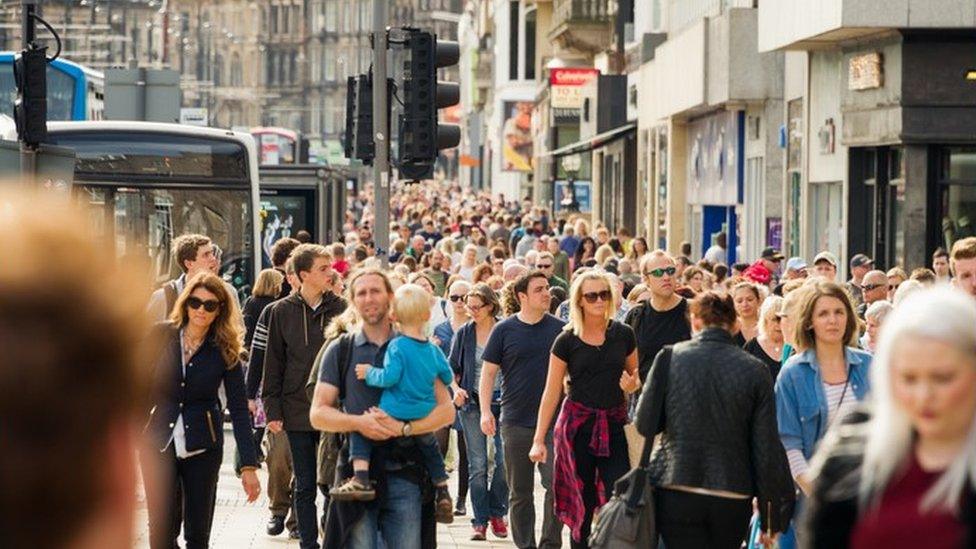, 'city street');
134,427,571,548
